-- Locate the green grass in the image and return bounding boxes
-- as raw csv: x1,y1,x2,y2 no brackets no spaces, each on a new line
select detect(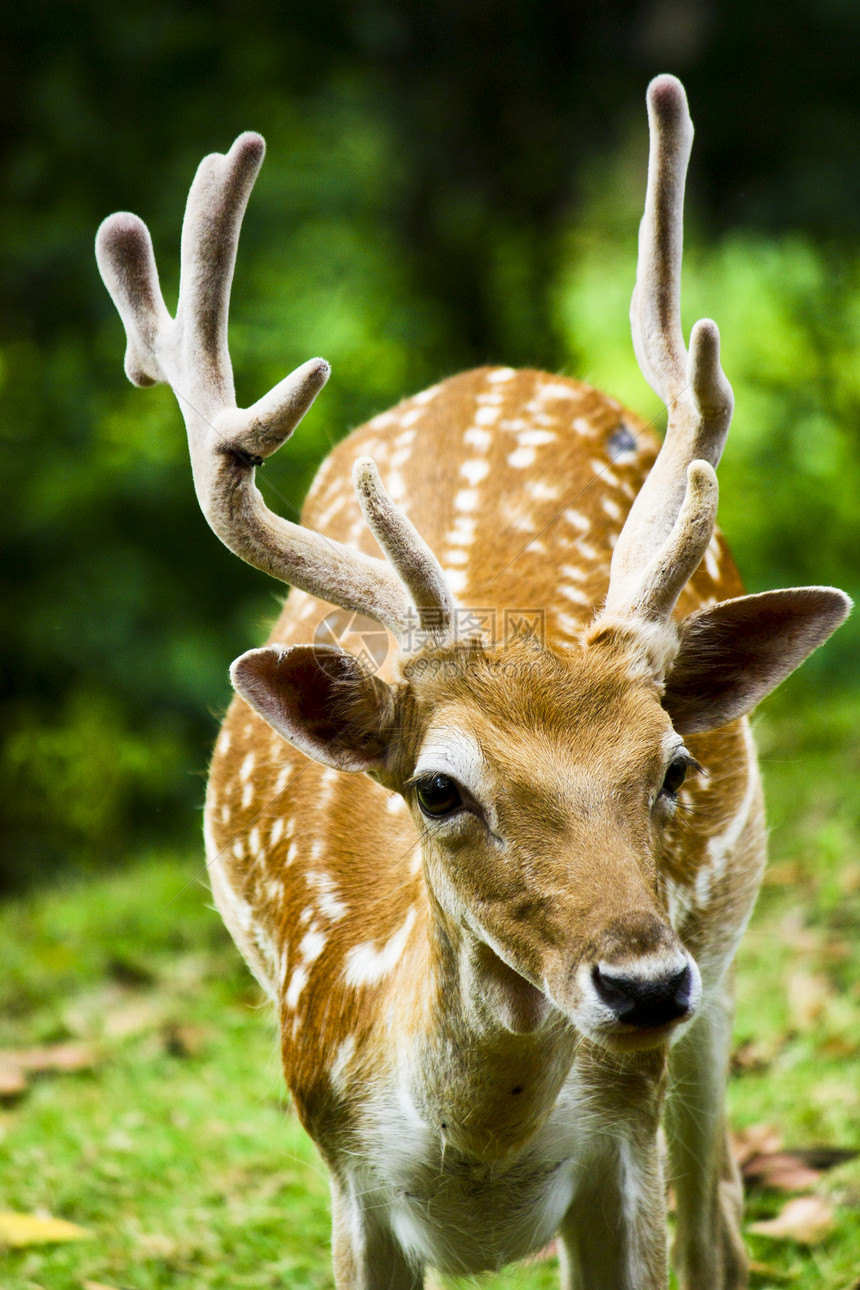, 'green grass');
1,705,859,1289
